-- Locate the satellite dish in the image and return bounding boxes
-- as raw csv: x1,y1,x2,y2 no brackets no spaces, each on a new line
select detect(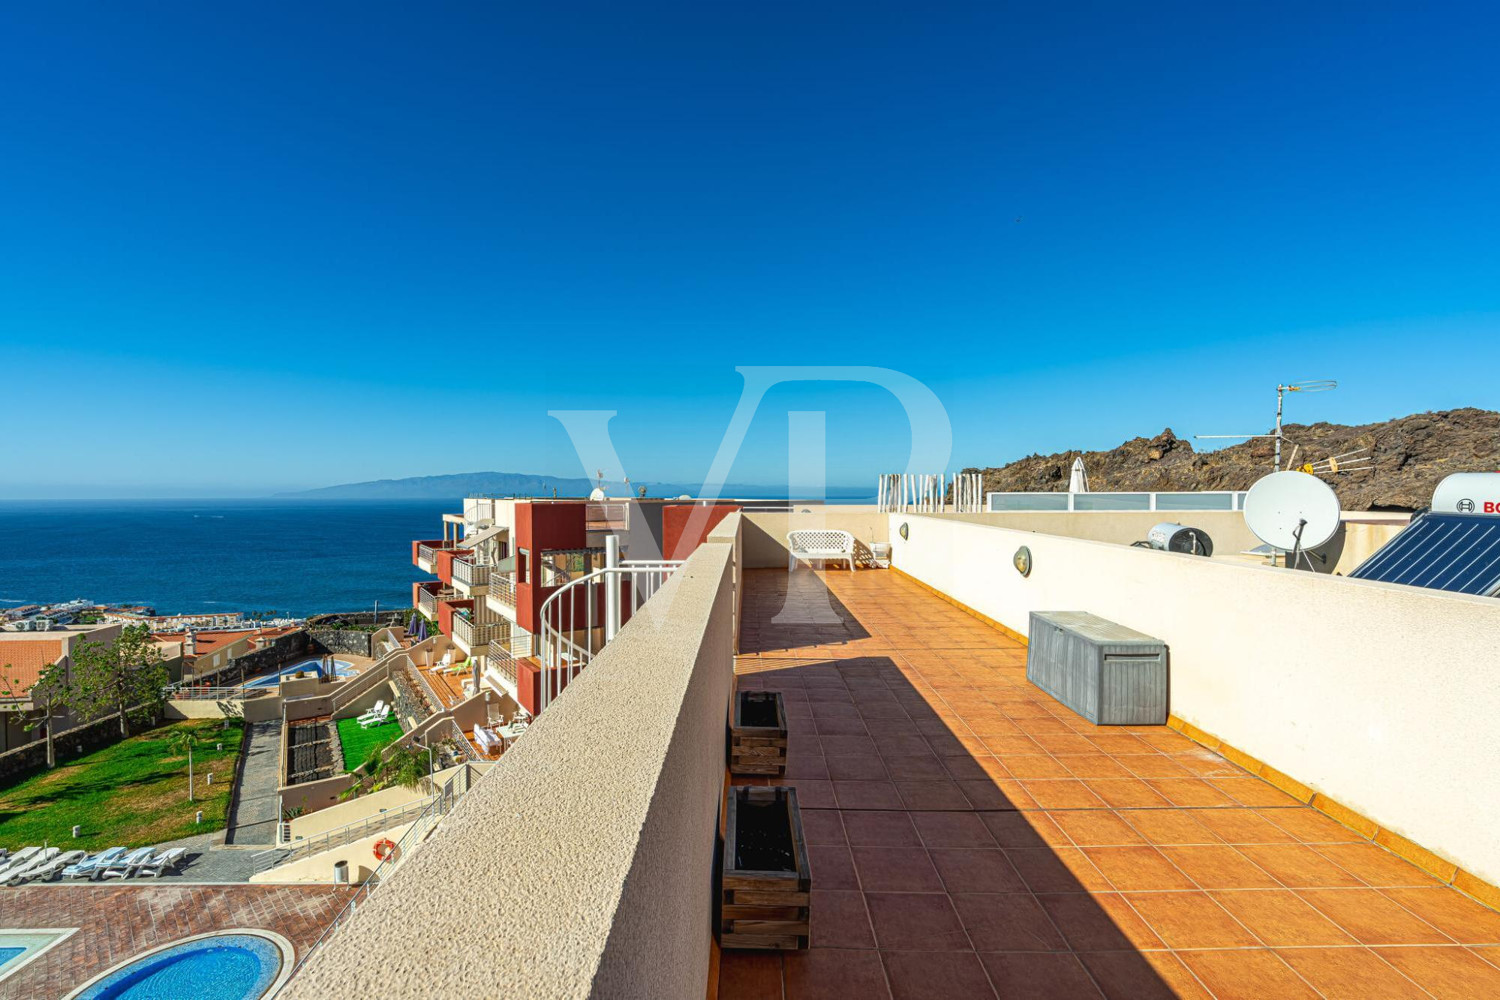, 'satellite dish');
588,487,607,502
1244,471,1341,552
